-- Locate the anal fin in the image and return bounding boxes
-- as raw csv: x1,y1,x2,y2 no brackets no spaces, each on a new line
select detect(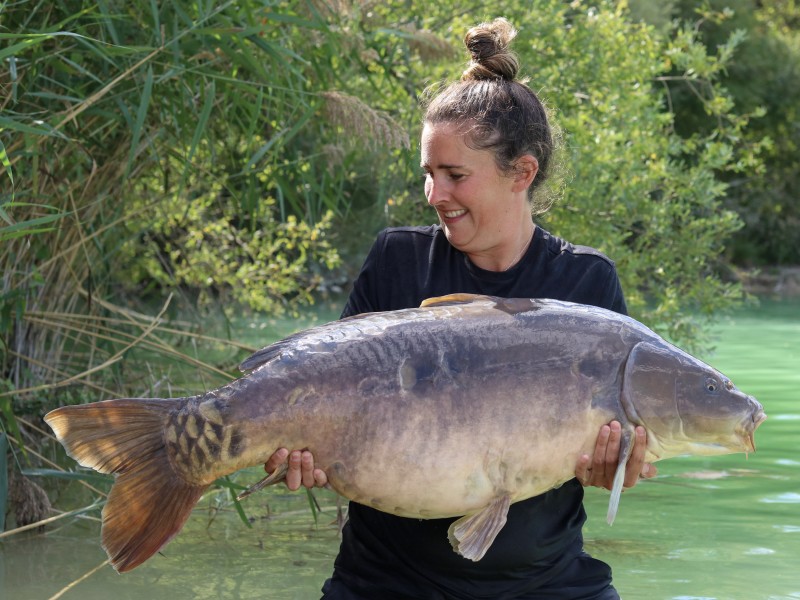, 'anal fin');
447,494,511,561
